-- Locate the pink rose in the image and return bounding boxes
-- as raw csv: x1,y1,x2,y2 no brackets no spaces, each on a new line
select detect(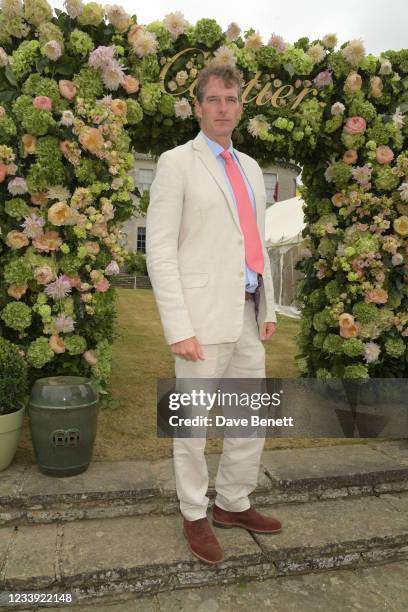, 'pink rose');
0,163,7,183
83,350,98,366
123,75,139,94
95,277,110,292
58,80,77,100
343,116,366,135
376,145,394,164
343,149,358,164
49,335,65,354
33,96,52,111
